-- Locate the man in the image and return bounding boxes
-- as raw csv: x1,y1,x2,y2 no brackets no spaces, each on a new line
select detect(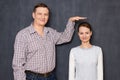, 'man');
12,3,86,80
